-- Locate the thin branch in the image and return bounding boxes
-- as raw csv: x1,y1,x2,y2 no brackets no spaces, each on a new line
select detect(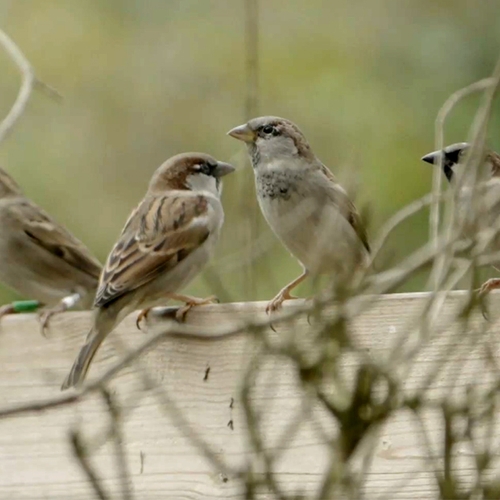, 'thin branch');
101,389,134,500
368,192,436,263
240,348,288,500
430,77,496,249
70,429,111,500
243,0,260,300
245,0,259,120
109,335,237,478
0,224,472,422
429,58,500,291
0,29,61,144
